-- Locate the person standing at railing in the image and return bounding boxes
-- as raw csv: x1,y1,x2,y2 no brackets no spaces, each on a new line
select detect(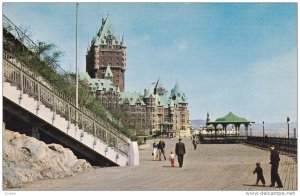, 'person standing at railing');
269,145,283,188
264,135,269,147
